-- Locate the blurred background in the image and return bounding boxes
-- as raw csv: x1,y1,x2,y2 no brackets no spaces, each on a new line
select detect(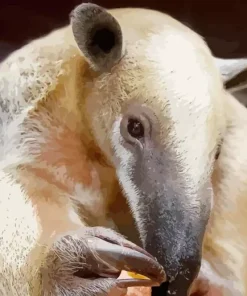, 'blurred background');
1,0,247,61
